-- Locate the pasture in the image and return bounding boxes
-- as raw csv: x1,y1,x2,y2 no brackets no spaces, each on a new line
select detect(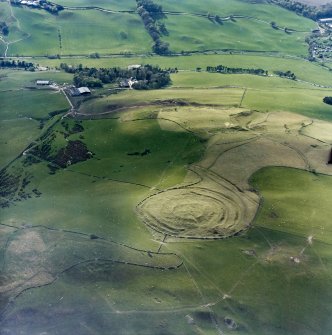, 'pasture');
2,100,332,334
155,0,316,30
33,53,332,88
1,0,332,333
1,0,317,57
0,70,71,168
161,15,310,56
6,7,151,56
52,0,136,10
